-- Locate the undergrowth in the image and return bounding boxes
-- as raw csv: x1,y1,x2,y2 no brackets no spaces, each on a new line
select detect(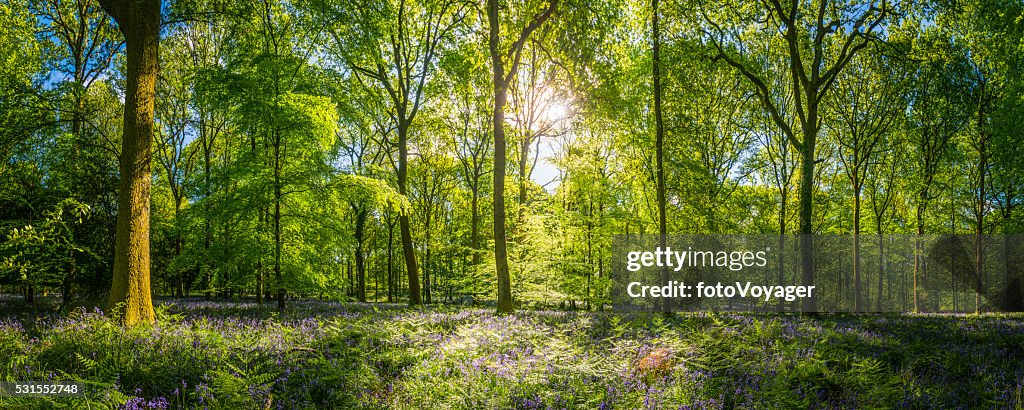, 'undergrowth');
0,300,1021,409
